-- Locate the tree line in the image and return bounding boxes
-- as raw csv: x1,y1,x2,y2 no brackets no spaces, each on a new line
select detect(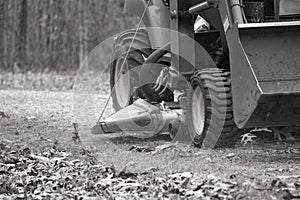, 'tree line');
0,0,136,72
